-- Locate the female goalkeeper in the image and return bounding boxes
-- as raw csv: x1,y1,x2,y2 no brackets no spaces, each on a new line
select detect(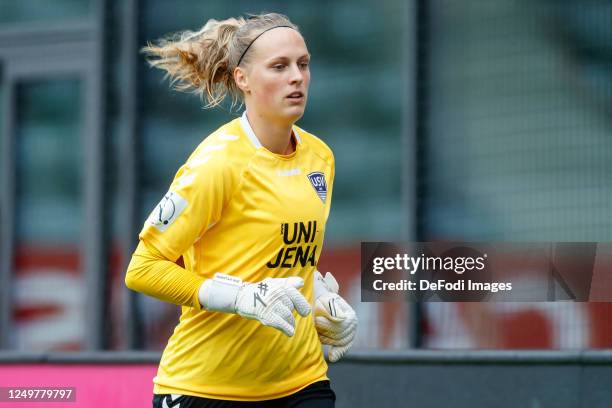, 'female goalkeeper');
125,13,357,408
